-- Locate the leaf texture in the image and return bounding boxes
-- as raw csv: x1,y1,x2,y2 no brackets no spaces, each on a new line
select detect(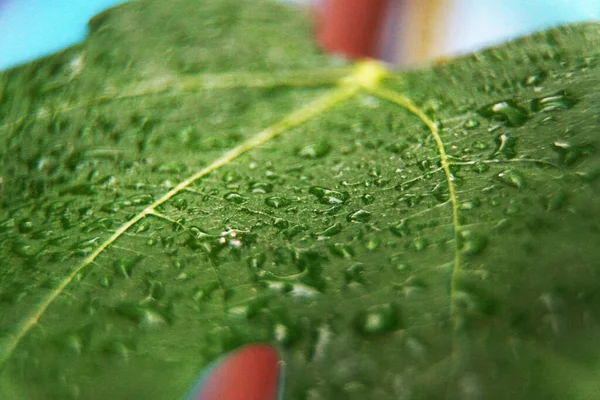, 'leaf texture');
1,1,600,399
